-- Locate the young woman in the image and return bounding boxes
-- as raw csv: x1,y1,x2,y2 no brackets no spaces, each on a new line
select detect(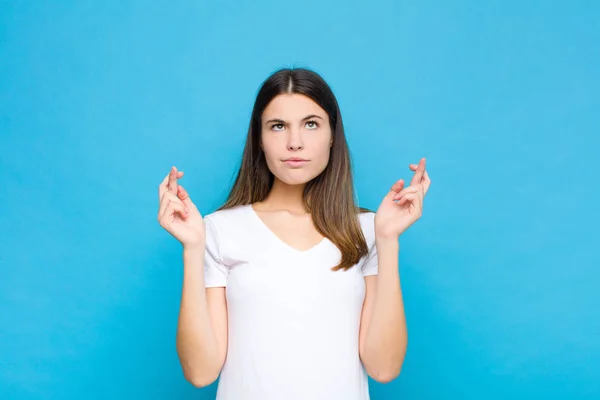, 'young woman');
157,67,431,399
